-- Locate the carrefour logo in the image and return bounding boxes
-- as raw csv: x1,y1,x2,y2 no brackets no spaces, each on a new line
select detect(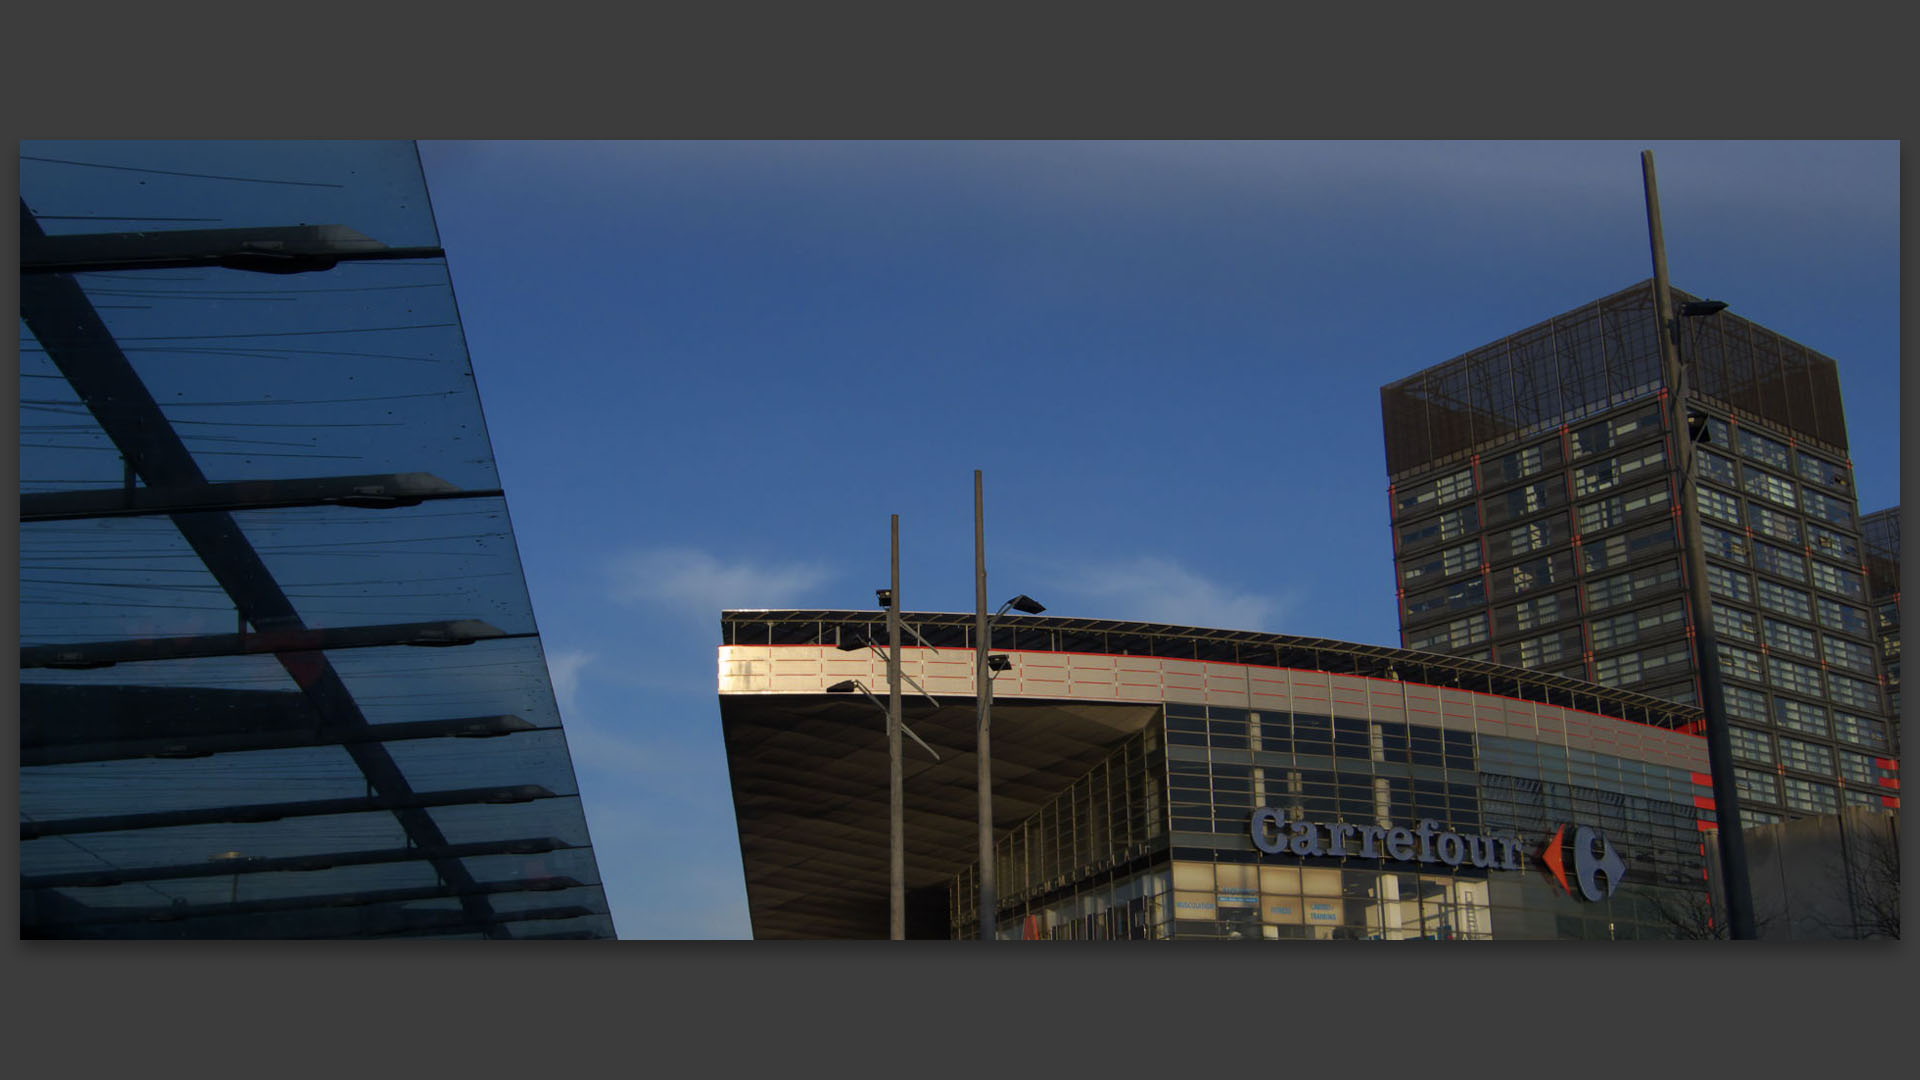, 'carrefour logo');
1538,823,1625,901
1246,809,1628,903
